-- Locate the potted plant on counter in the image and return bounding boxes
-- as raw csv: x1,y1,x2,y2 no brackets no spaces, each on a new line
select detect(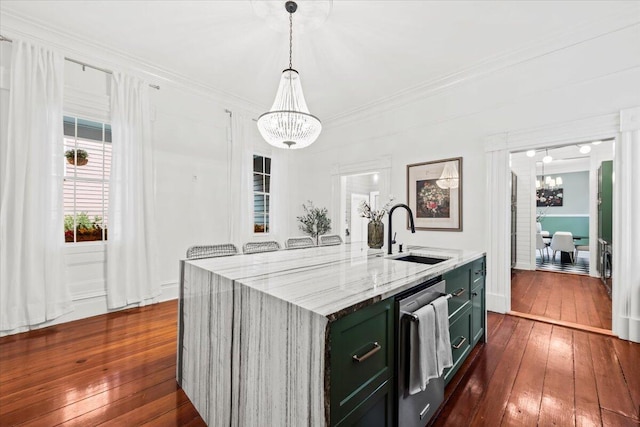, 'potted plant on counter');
65,148,89,166
297,201,331,245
